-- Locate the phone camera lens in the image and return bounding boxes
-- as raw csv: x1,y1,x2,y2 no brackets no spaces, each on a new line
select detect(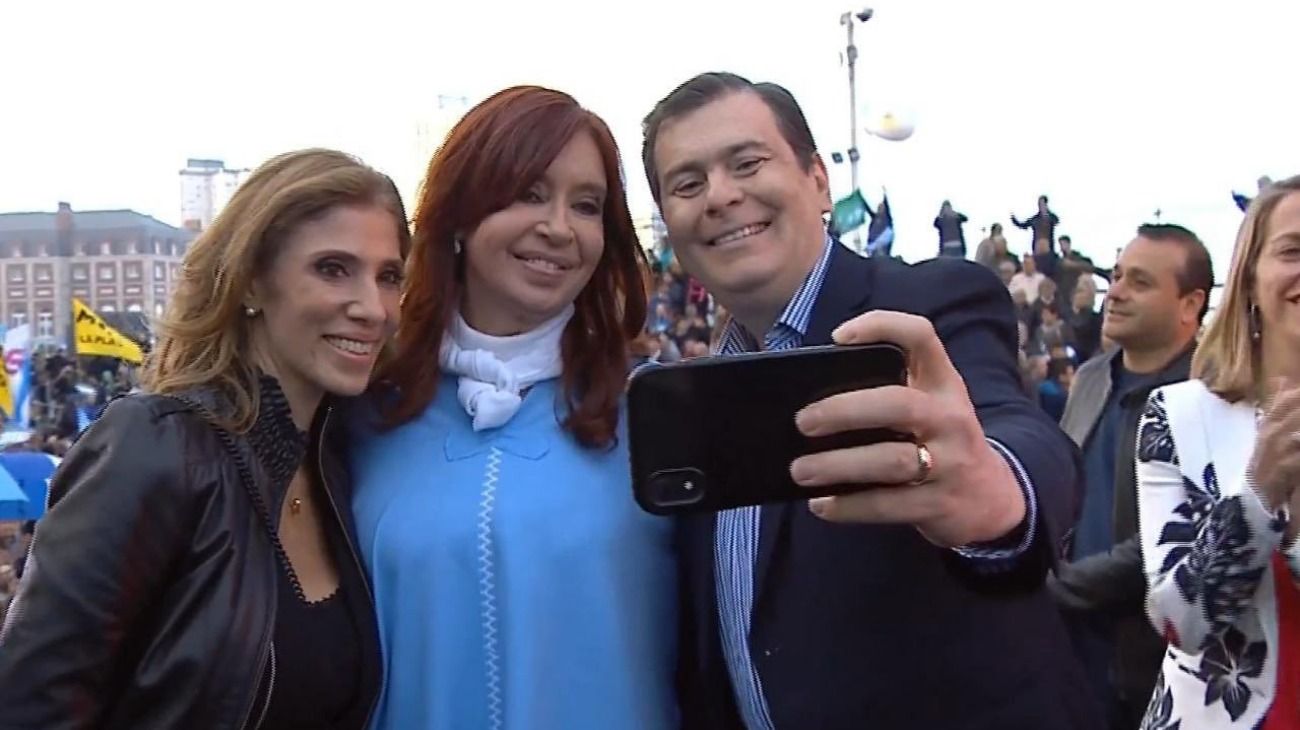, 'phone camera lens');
648,469,706,508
